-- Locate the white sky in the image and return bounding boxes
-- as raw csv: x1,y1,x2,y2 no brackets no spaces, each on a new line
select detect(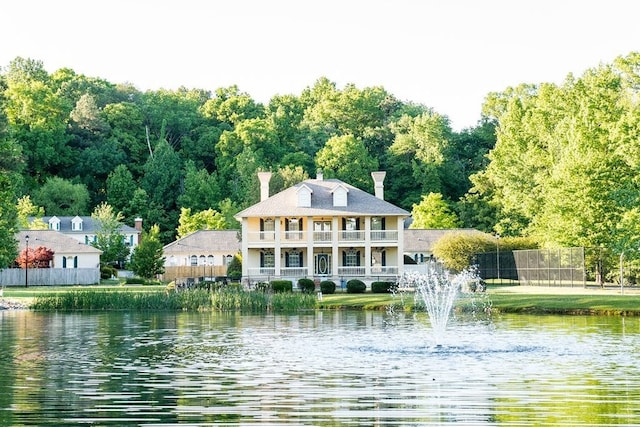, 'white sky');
2,0,639,131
